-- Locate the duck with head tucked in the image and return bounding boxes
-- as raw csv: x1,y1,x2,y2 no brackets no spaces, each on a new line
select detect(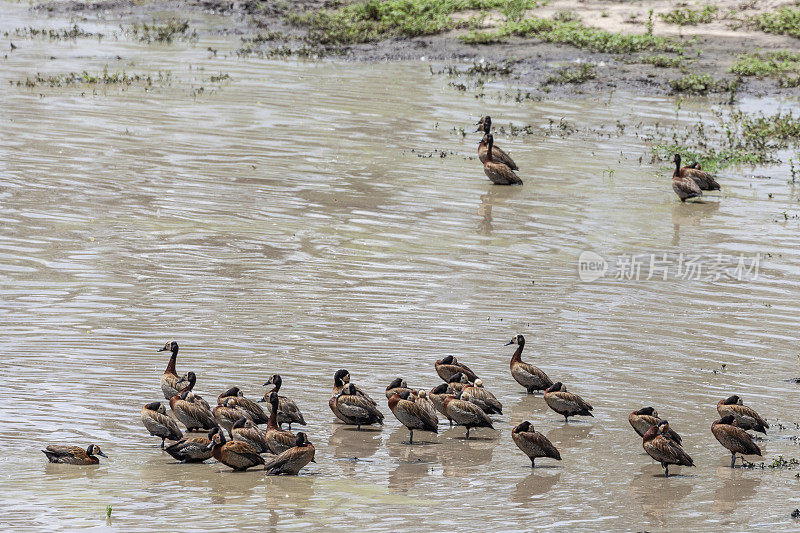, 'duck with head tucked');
231,416,270,454
264,432,316,475
43,444,108,465
170,390,217,433
386,377,416,400
214,397,250,437
711,415,762,468
506,334,552,394
716,395,769,434
629,407,682,444
511,421,561,467
158,341,188,400
673,154,720,191
544,382,593,422
480,133,523,185
443,391,494,439
331,383,384,430
388,390,438,444
435,356,478,383
460,379,503,415
165,437,213,463
259,374,306,430
642,420,694,477
218,387,269,425
428,383,454,426
141,401,183,448
205,427,265,472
